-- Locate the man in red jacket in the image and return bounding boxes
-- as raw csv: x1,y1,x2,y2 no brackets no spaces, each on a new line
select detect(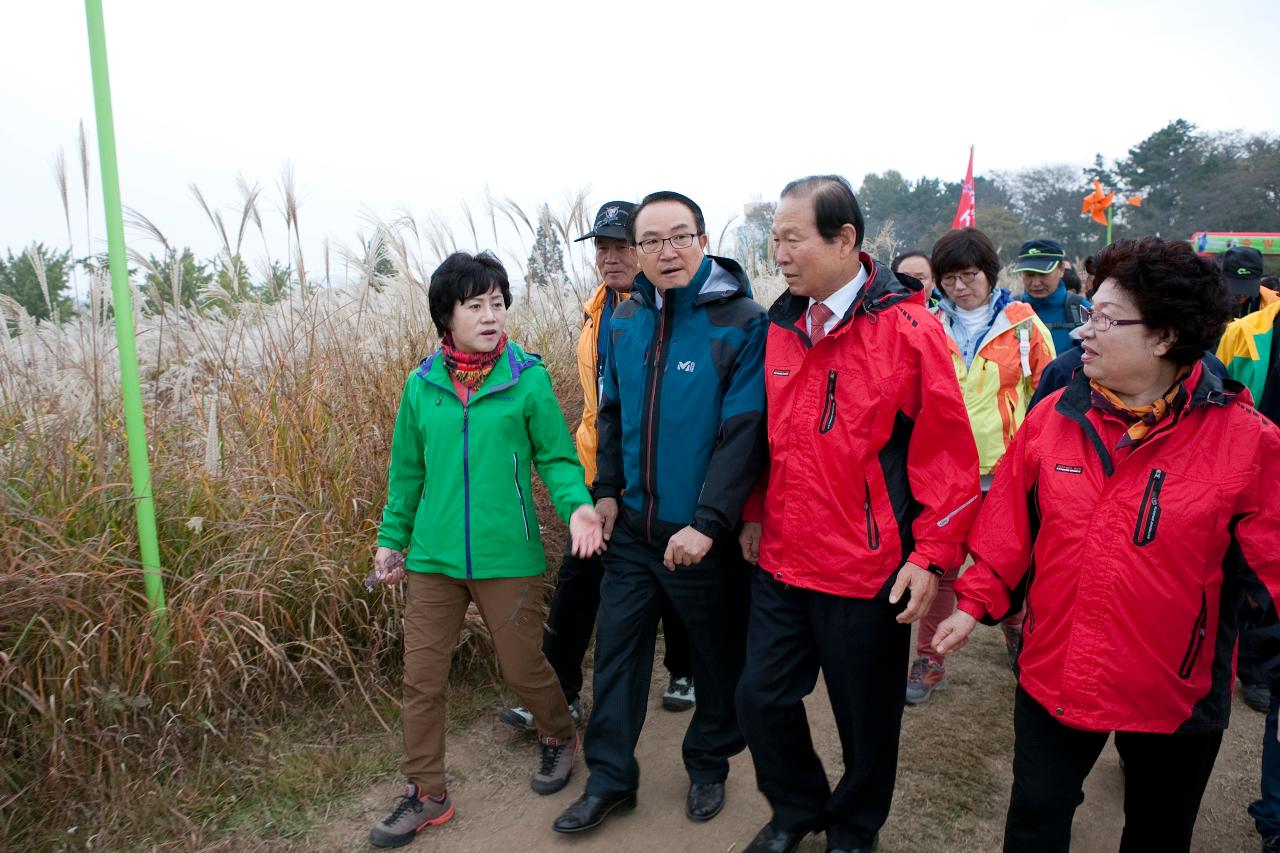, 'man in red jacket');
736,175,981,853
